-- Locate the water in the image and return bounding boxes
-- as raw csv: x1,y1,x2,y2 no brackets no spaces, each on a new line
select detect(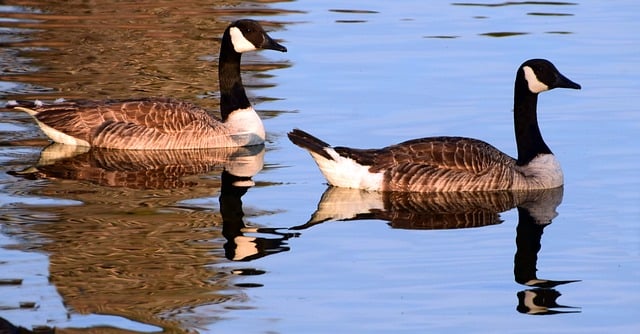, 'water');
0,0,638,333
